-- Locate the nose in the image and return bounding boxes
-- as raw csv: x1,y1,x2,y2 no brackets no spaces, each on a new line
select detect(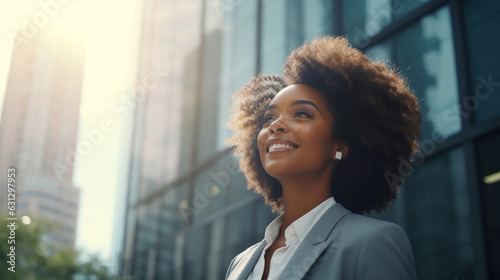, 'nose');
269,118,288,134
